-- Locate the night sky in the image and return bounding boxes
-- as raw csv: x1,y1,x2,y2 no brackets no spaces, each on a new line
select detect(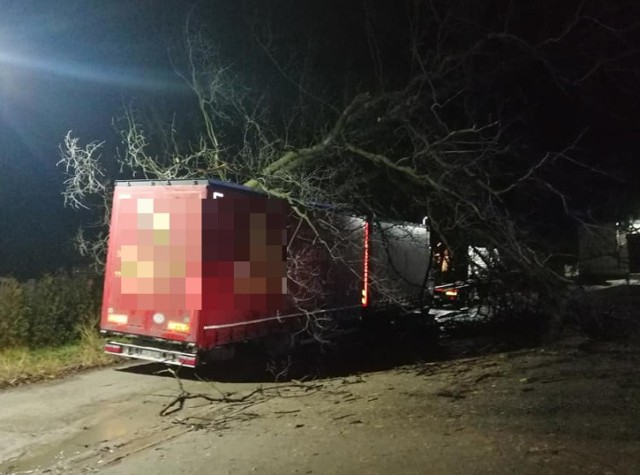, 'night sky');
0,0,190,277
1,0,639,278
